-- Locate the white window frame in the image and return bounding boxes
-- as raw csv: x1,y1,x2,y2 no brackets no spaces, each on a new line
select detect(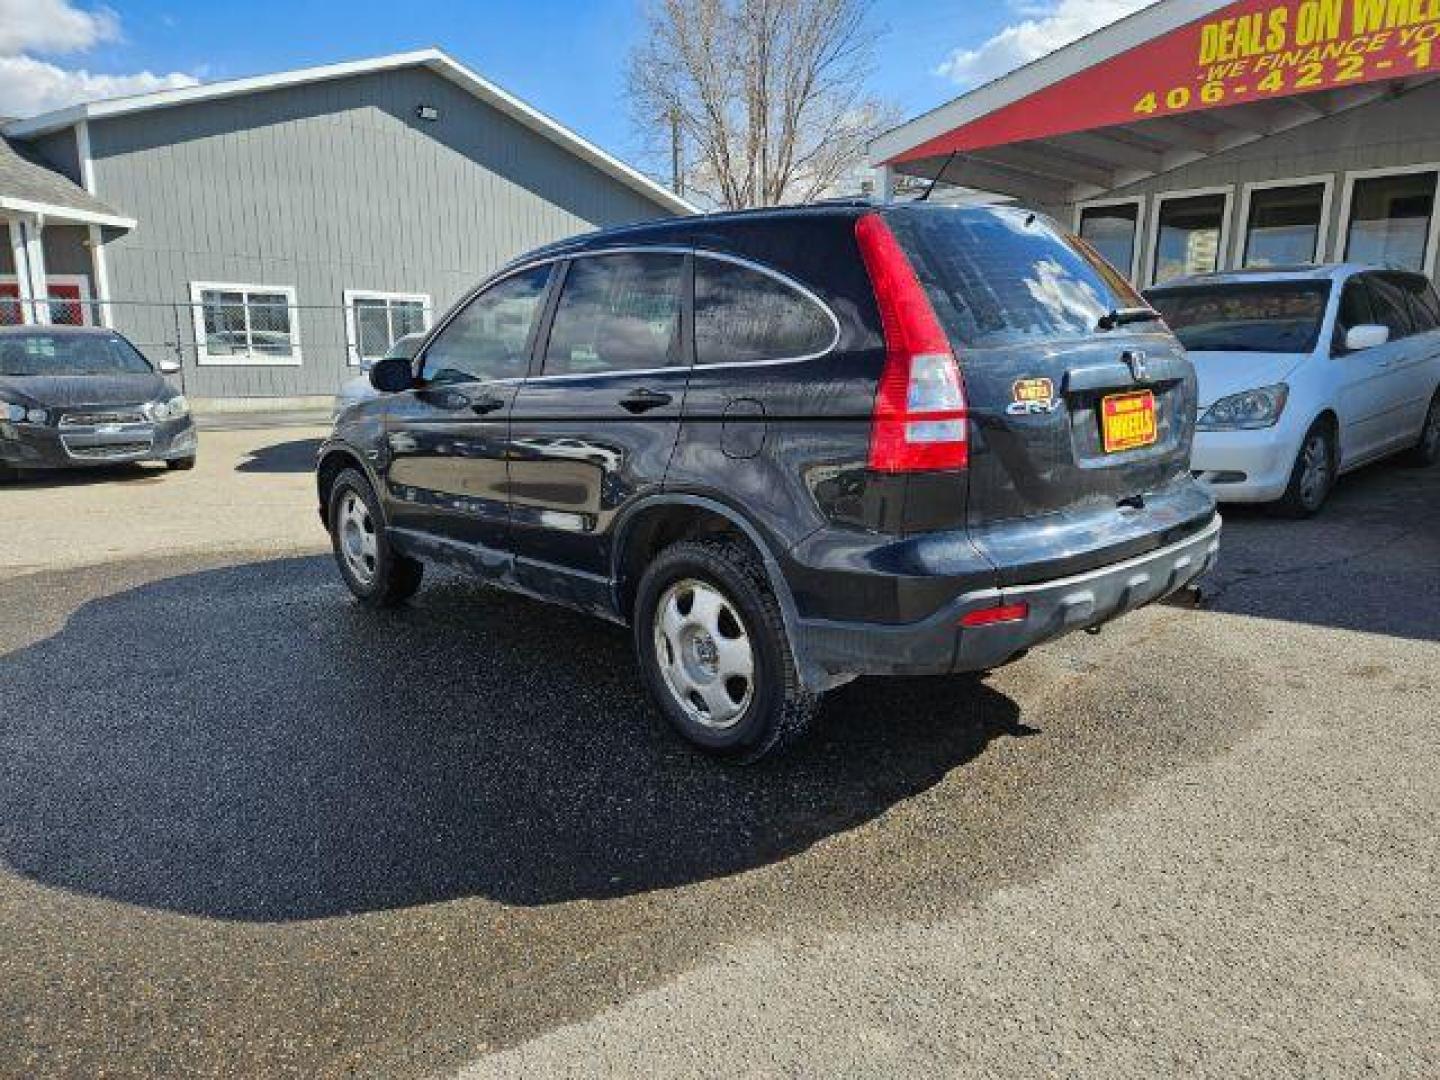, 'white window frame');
1333,163,1440,277
1144,185,1235,287
1,273,92,325
1236,175,1335,269
342,289,433,366
189,281,302,366
1074,196,1147,284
